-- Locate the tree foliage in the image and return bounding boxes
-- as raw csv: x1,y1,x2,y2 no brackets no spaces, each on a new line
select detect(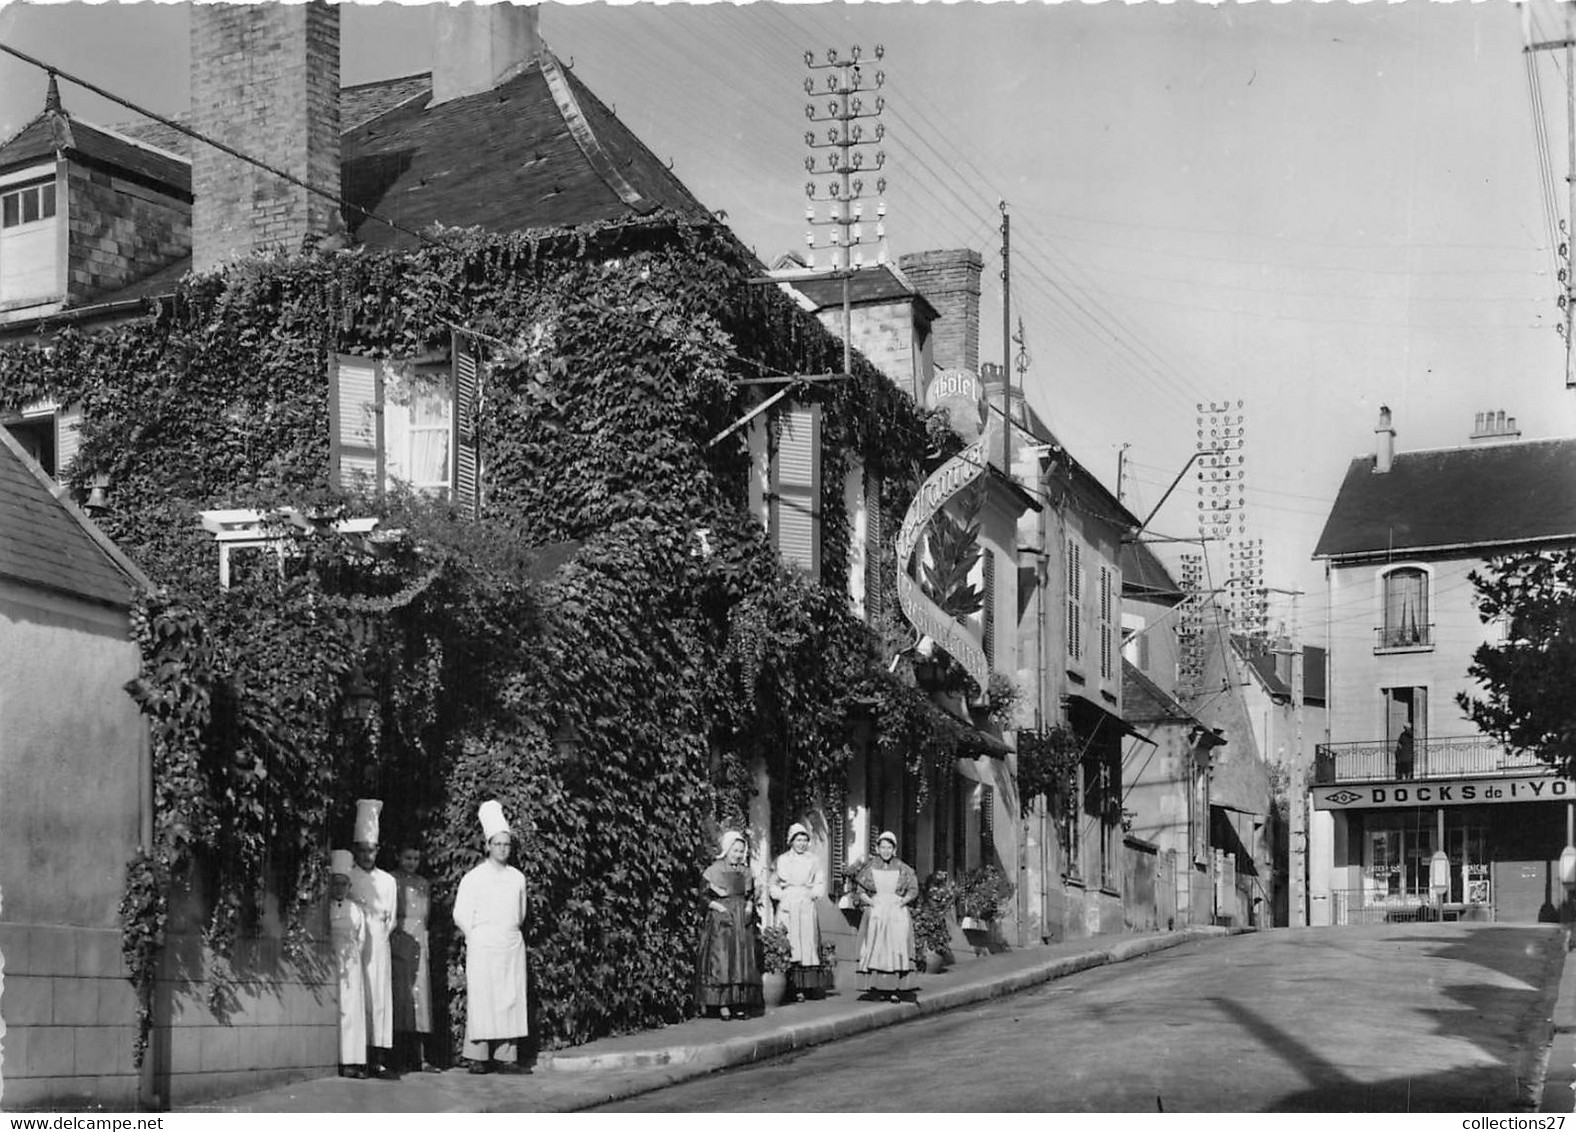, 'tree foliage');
1460,551,1576,775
